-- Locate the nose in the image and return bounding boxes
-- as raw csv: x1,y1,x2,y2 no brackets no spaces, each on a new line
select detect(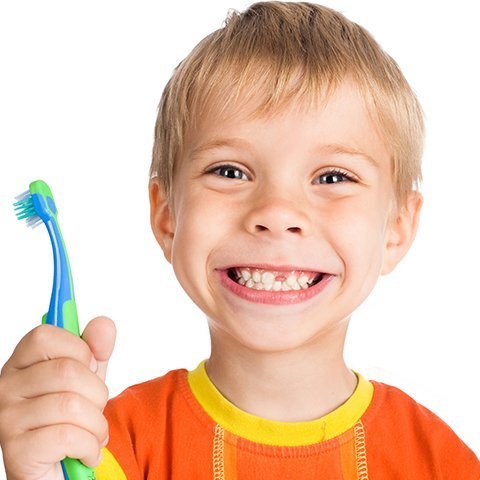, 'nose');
243,193,312,238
